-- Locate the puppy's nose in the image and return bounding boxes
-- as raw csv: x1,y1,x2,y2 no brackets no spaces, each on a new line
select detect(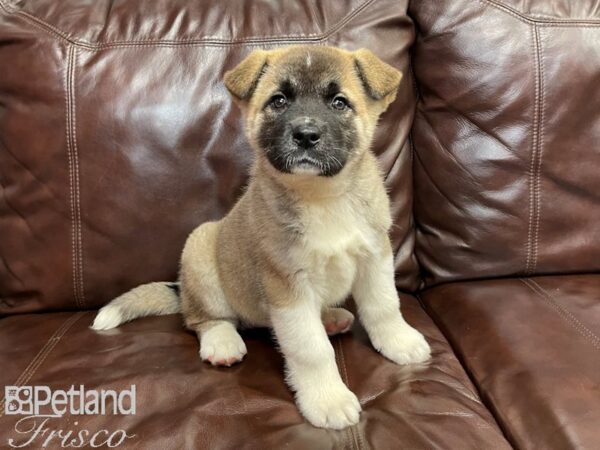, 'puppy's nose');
292,124,321,149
